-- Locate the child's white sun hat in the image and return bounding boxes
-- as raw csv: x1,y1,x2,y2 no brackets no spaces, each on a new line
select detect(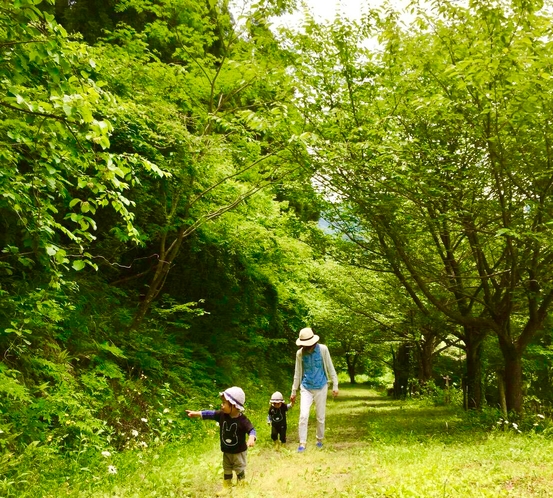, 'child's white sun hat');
270,391,284,403
220,386,245,411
